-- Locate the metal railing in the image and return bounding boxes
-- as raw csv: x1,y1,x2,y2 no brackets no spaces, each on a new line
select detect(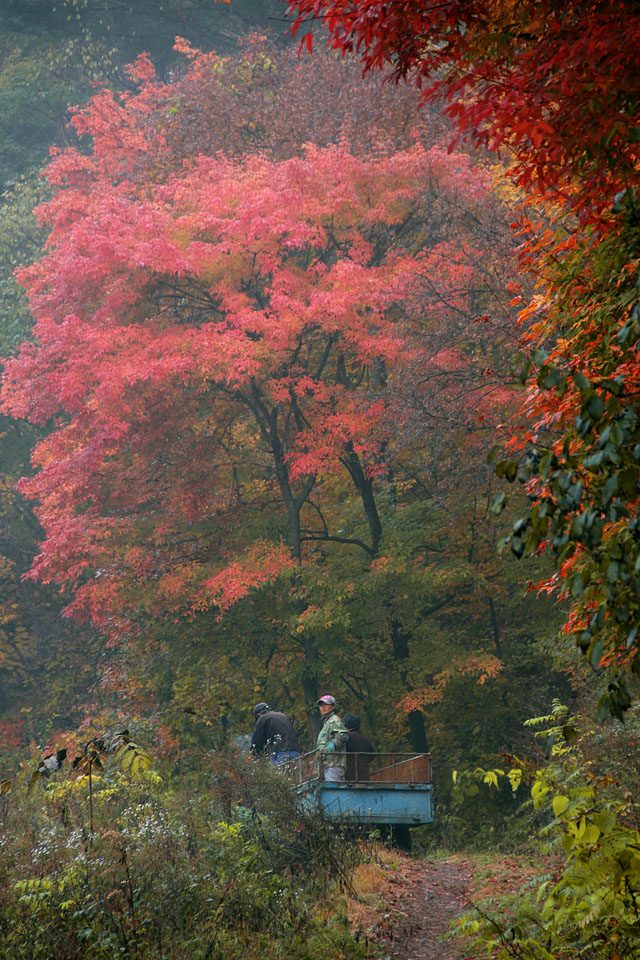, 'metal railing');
286,750,432,786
